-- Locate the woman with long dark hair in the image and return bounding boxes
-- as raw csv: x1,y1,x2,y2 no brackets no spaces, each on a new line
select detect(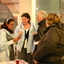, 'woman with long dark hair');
0,18,21,61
